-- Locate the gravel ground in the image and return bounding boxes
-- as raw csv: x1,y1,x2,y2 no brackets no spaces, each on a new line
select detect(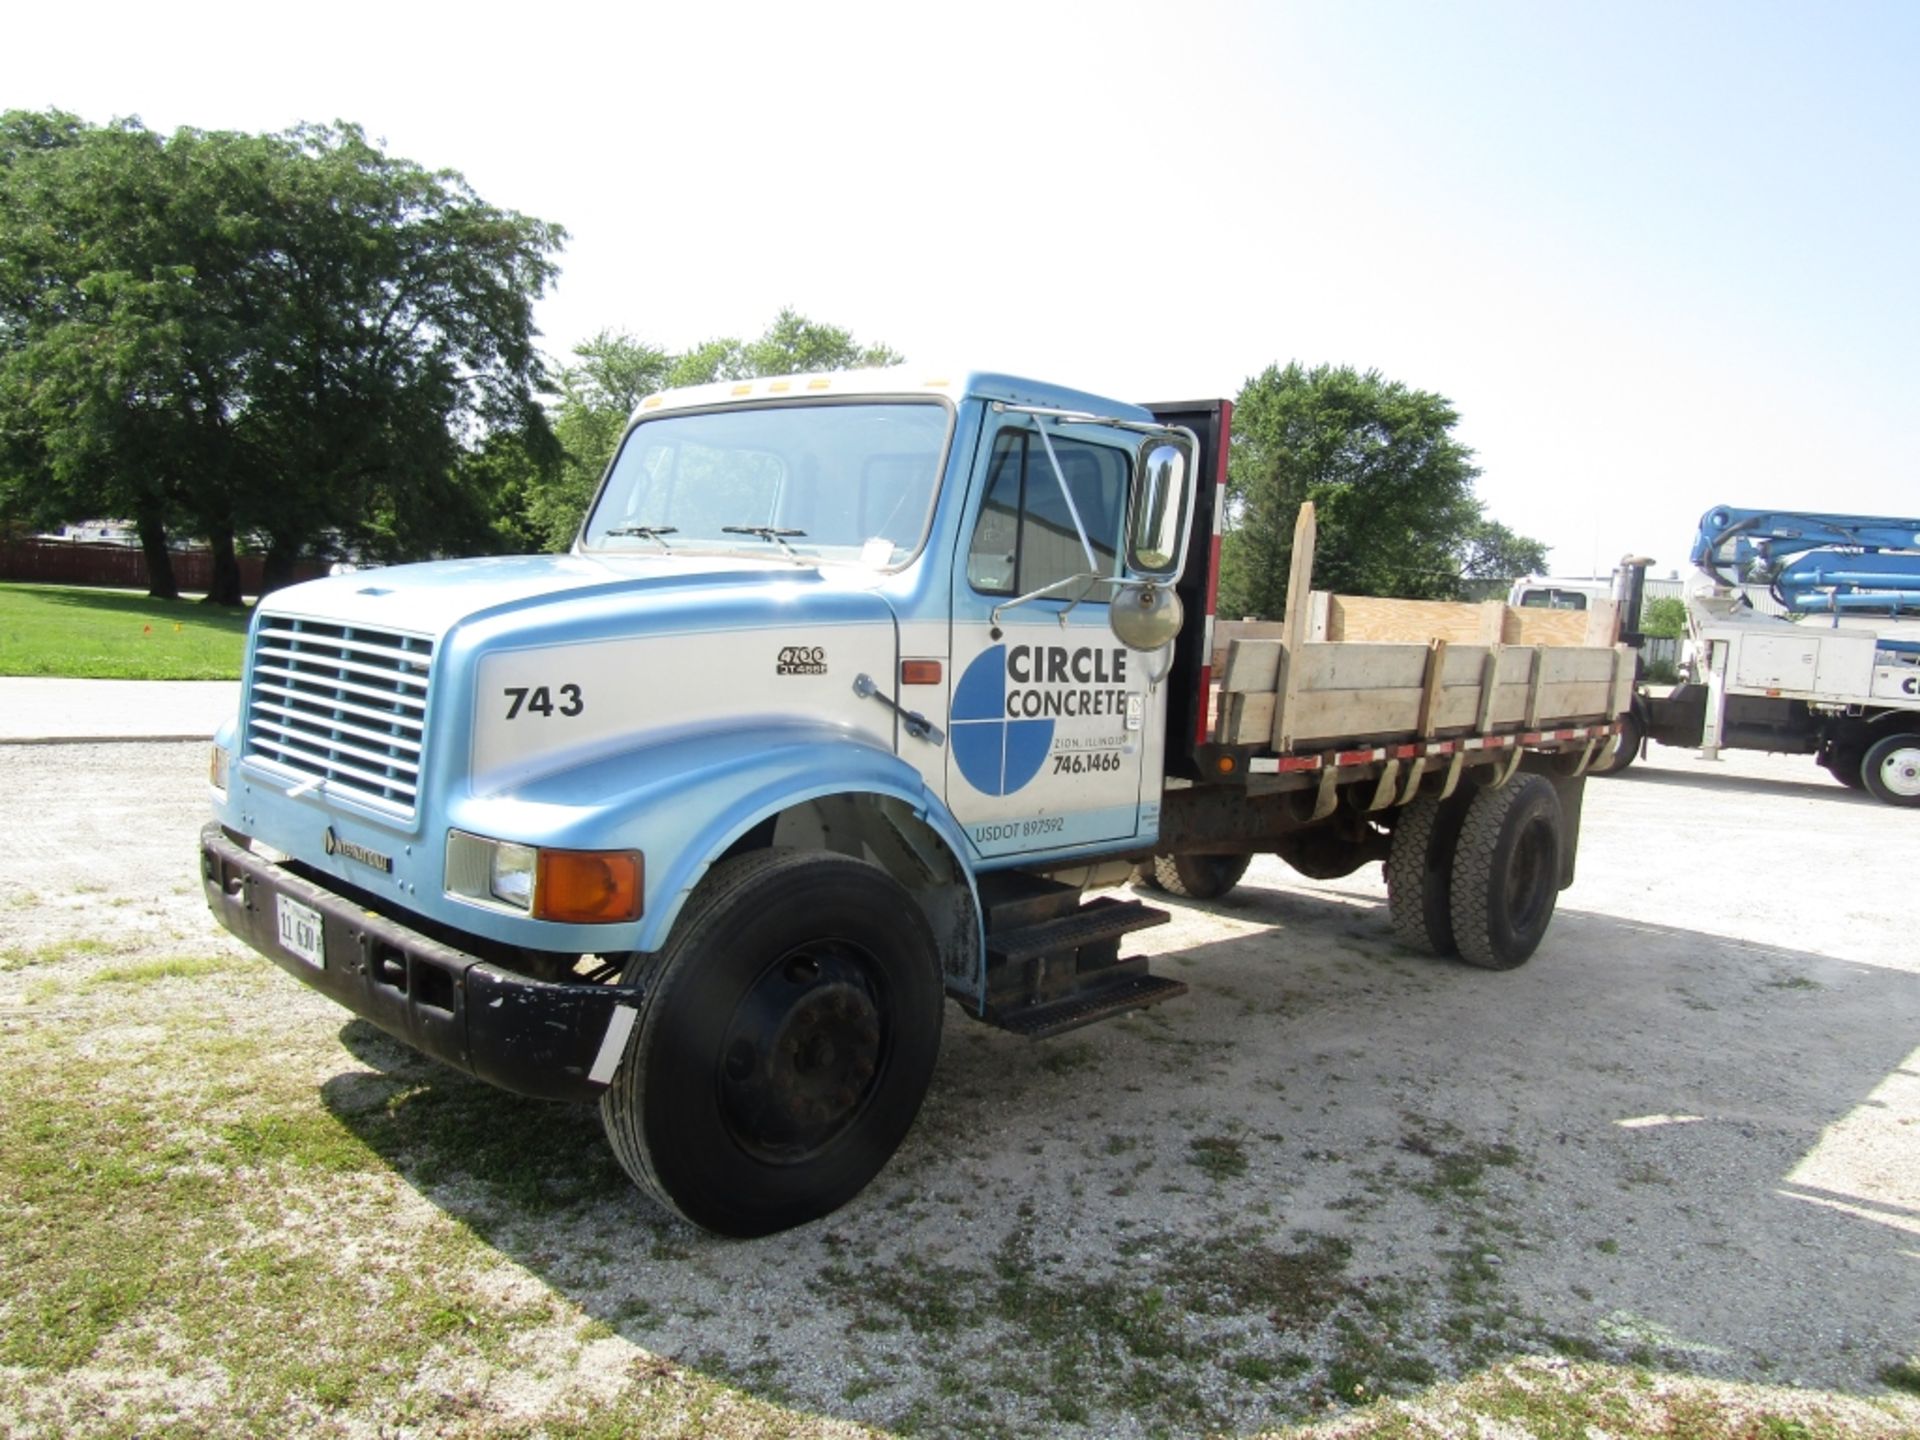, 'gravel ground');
1,738,1915,1436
